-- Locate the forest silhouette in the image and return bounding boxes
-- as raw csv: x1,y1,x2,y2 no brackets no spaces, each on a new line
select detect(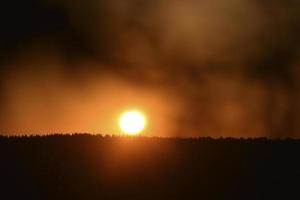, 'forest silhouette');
1,134,299,199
